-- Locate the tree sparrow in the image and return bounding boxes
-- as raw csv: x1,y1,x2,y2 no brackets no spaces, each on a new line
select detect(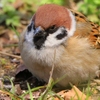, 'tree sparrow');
19,4,100,87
